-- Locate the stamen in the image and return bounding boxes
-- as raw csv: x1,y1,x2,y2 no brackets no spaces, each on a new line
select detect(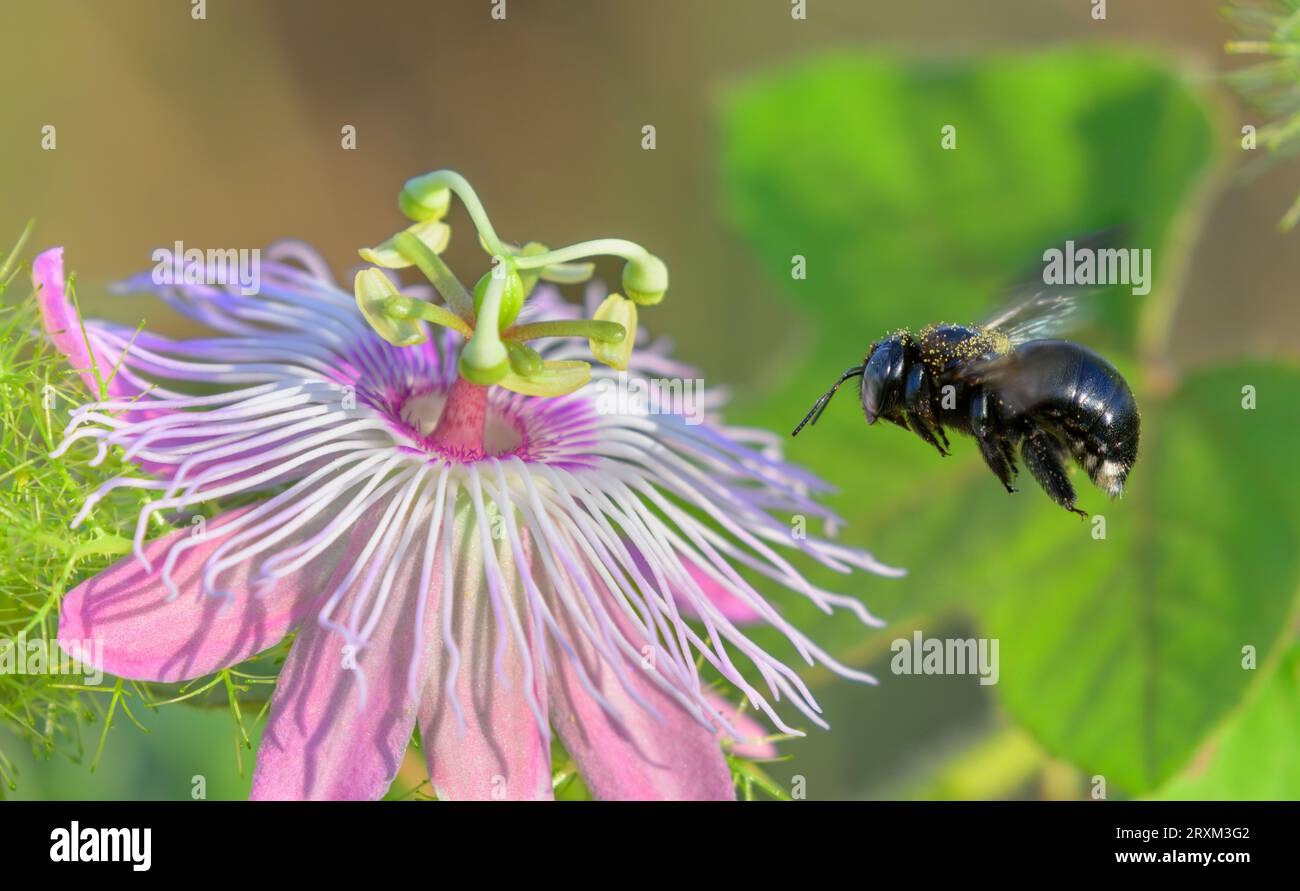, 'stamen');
504,319,625,344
